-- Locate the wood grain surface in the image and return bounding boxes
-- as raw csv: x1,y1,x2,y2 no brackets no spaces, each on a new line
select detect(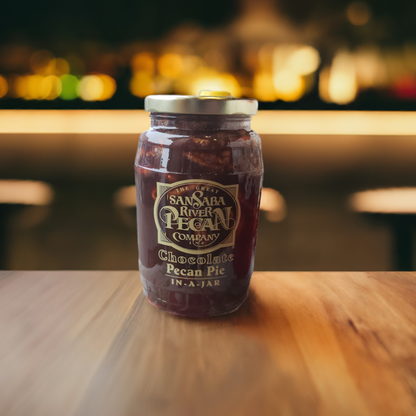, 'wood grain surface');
0,271,416,416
